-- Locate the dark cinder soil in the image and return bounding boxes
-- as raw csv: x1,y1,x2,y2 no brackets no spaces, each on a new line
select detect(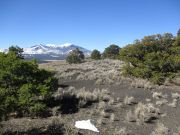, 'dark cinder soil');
1,60,180,135
61,78,180,135
41,60,180,135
